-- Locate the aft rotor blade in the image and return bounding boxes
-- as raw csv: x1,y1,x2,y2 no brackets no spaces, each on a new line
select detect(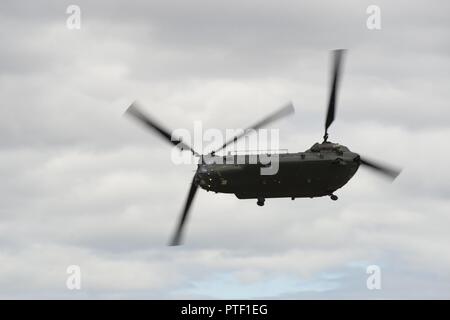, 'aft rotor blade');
169,176,199,246
125,102,199,156
324,49,346,141
360,156,401,180
213,101,295,154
